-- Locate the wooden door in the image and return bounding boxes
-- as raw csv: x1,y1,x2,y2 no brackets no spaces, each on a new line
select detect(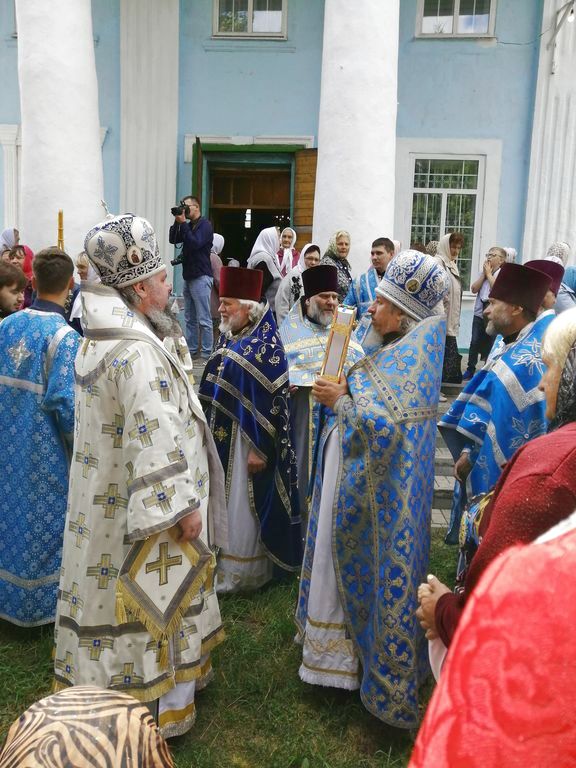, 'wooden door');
293,149,317,246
